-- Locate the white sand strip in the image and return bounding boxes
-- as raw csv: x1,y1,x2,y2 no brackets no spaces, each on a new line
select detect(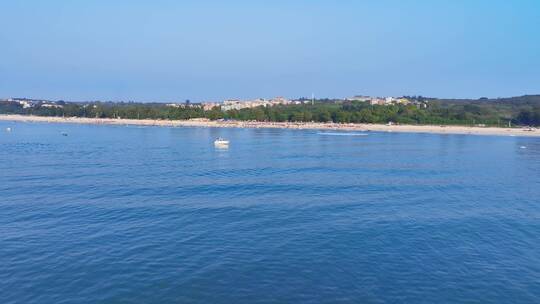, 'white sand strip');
1,114,539,137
